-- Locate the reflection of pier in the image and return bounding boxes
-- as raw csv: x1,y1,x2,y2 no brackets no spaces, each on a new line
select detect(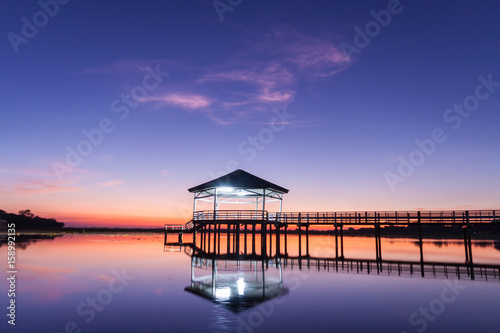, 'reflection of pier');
165,169,500,281
168,237,500,283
